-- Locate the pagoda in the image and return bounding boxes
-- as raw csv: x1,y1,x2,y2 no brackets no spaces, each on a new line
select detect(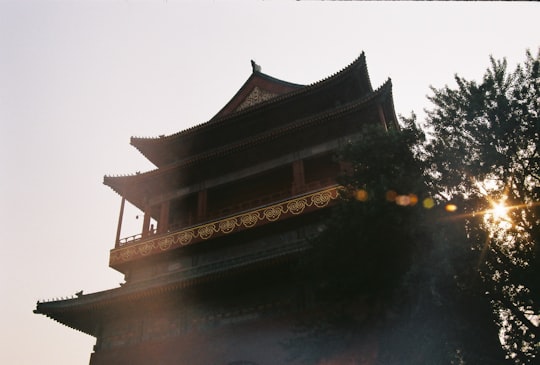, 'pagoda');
35,53,398,365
